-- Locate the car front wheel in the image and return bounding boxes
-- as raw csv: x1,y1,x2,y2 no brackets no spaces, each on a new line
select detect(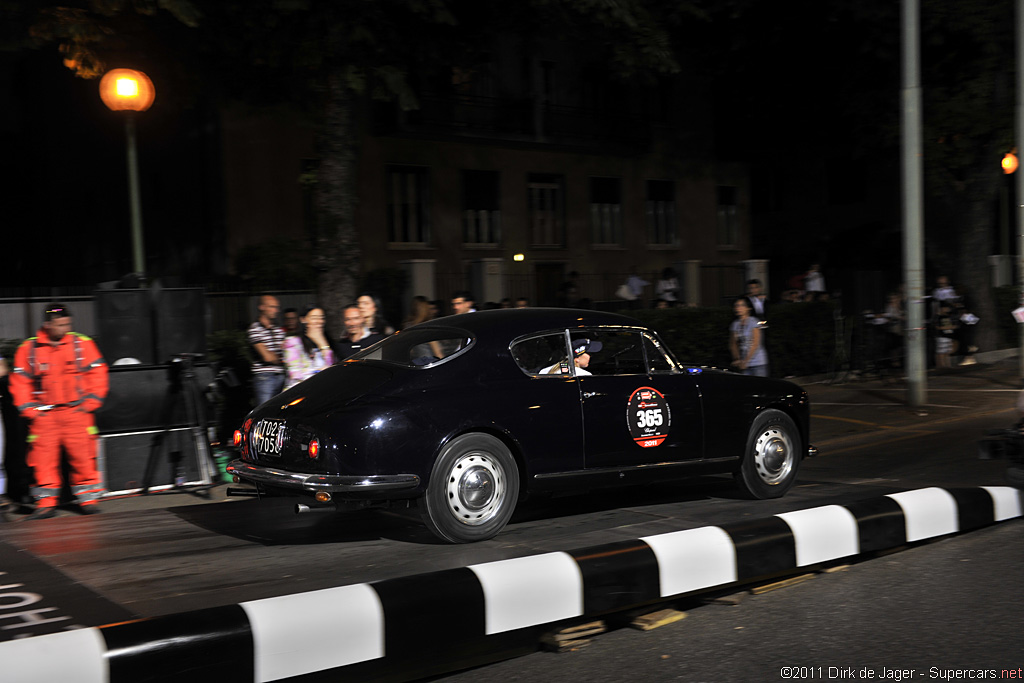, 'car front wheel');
734,409,801,499
420,433,520,543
